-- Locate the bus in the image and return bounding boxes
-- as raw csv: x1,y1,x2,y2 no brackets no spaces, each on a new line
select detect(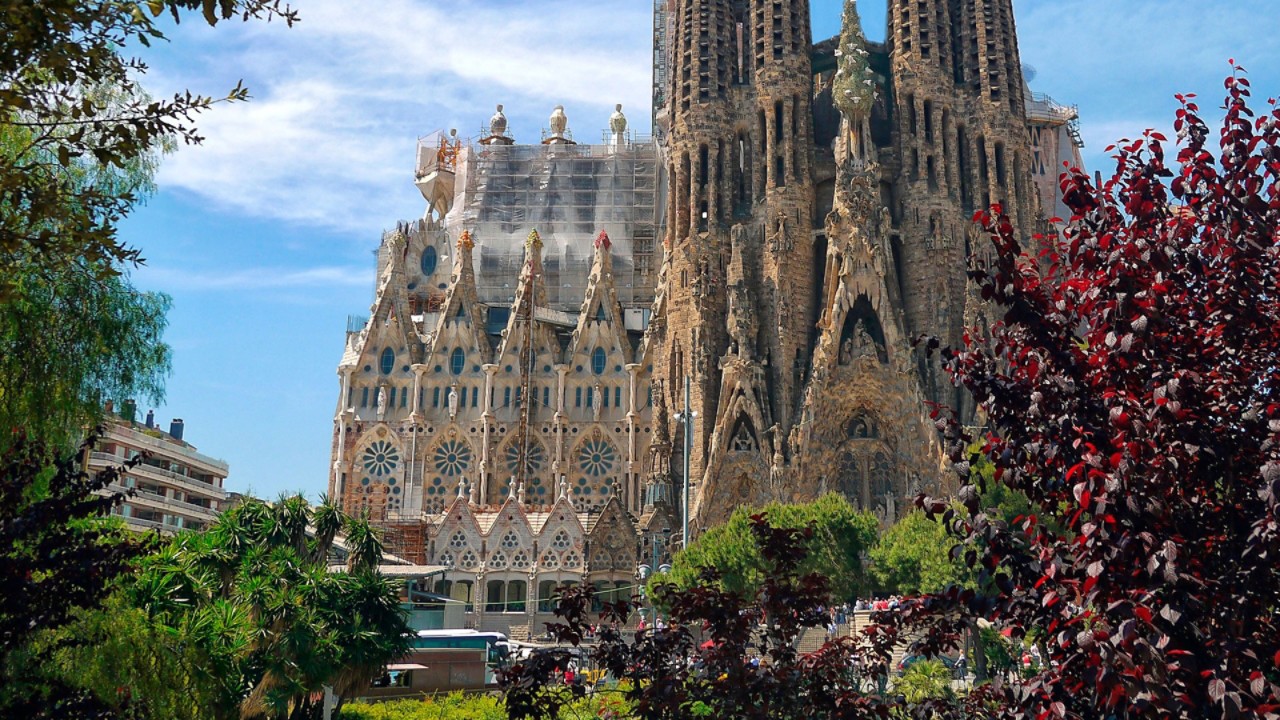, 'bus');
410,629,511,686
